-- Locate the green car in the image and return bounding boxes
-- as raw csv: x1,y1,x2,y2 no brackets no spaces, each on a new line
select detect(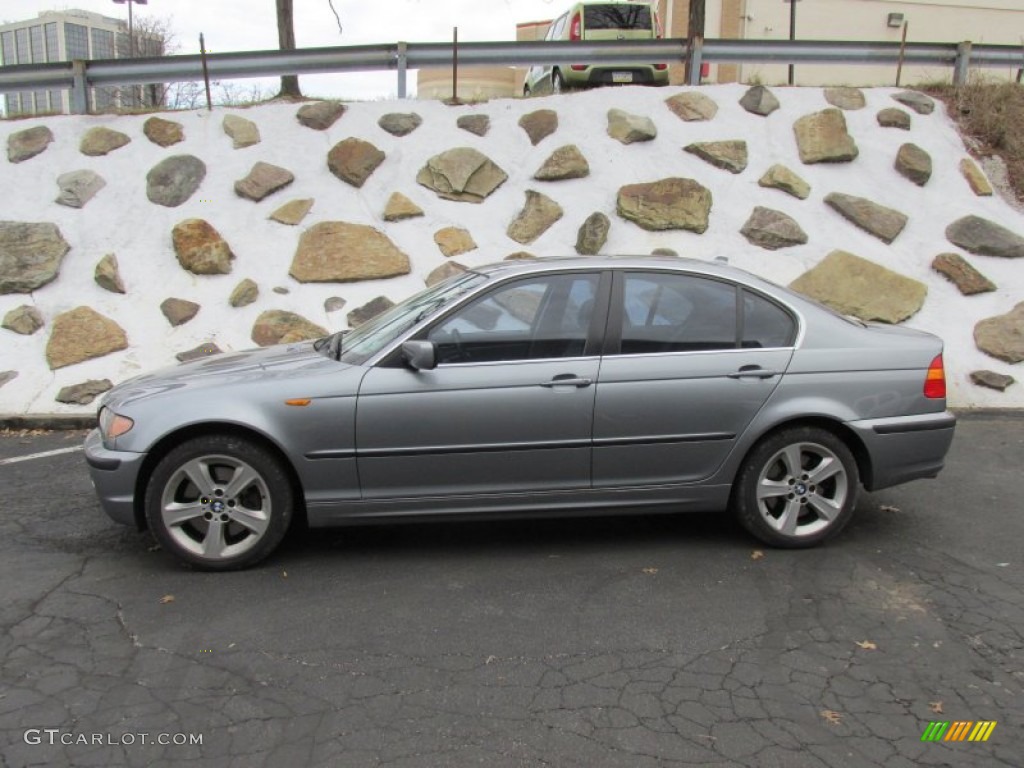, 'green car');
524,1,670,95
